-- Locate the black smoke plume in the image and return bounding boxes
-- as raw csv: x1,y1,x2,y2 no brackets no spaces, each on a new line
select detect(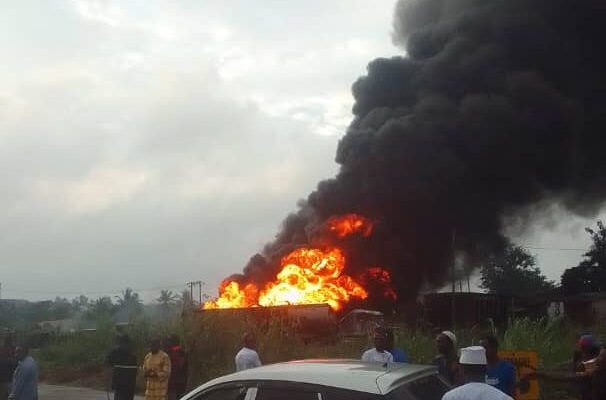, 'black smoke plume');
227,0,606,302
